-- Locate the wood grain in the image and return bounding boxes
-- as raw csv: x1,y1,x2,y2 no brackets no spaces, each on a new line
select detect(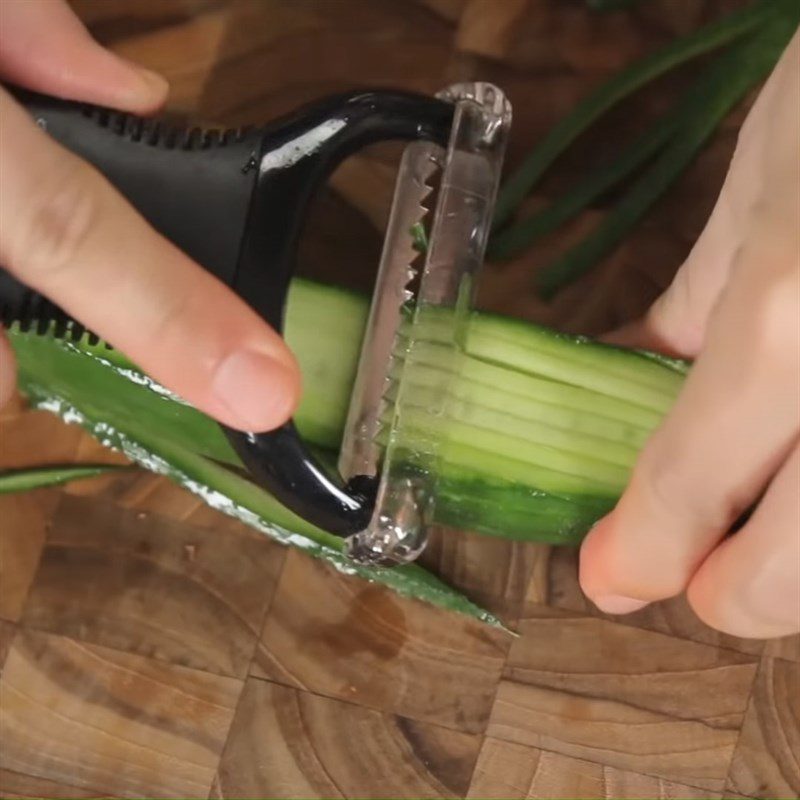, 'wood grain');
467,738,725,799
0,622,15,674
101,7,232,116
106,472,213,520
0,769,111,800
216,678,482,799
0,410,85,471
725,657,800,799
0,493,51,623
488,606,759,791
538,547,766,658
22,494,284,677
0,630,241,799
763,634,800,664
253,550,510,734
0,407,92,622
419,531,544,626
455,0,529,59
196,0,457,122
